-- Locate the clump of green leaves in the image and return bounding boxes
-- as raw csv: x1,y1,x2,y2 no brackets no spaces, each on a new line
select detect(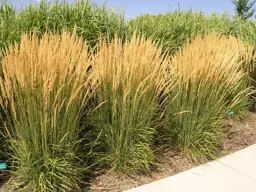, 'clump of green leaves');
232,0,256,20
